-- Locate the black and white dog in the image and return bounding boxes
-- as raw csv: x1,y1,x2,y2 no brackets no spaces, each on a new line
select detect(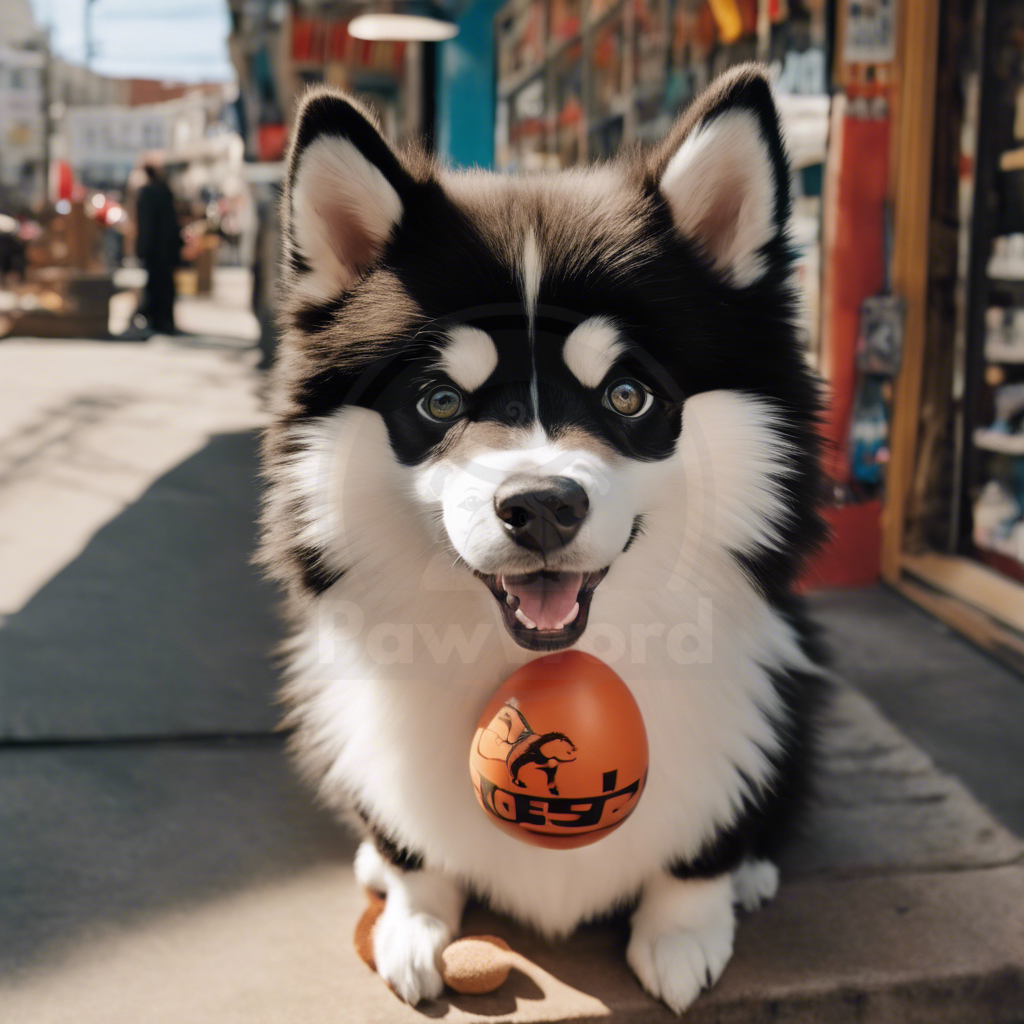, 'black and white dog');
260,64,827,1014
